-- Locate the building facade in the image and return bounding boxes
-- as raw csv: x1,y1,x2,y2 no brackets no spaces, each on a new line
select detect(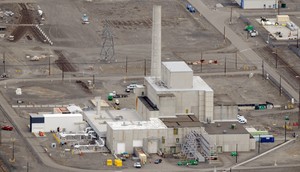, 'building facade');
235,0,279,9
